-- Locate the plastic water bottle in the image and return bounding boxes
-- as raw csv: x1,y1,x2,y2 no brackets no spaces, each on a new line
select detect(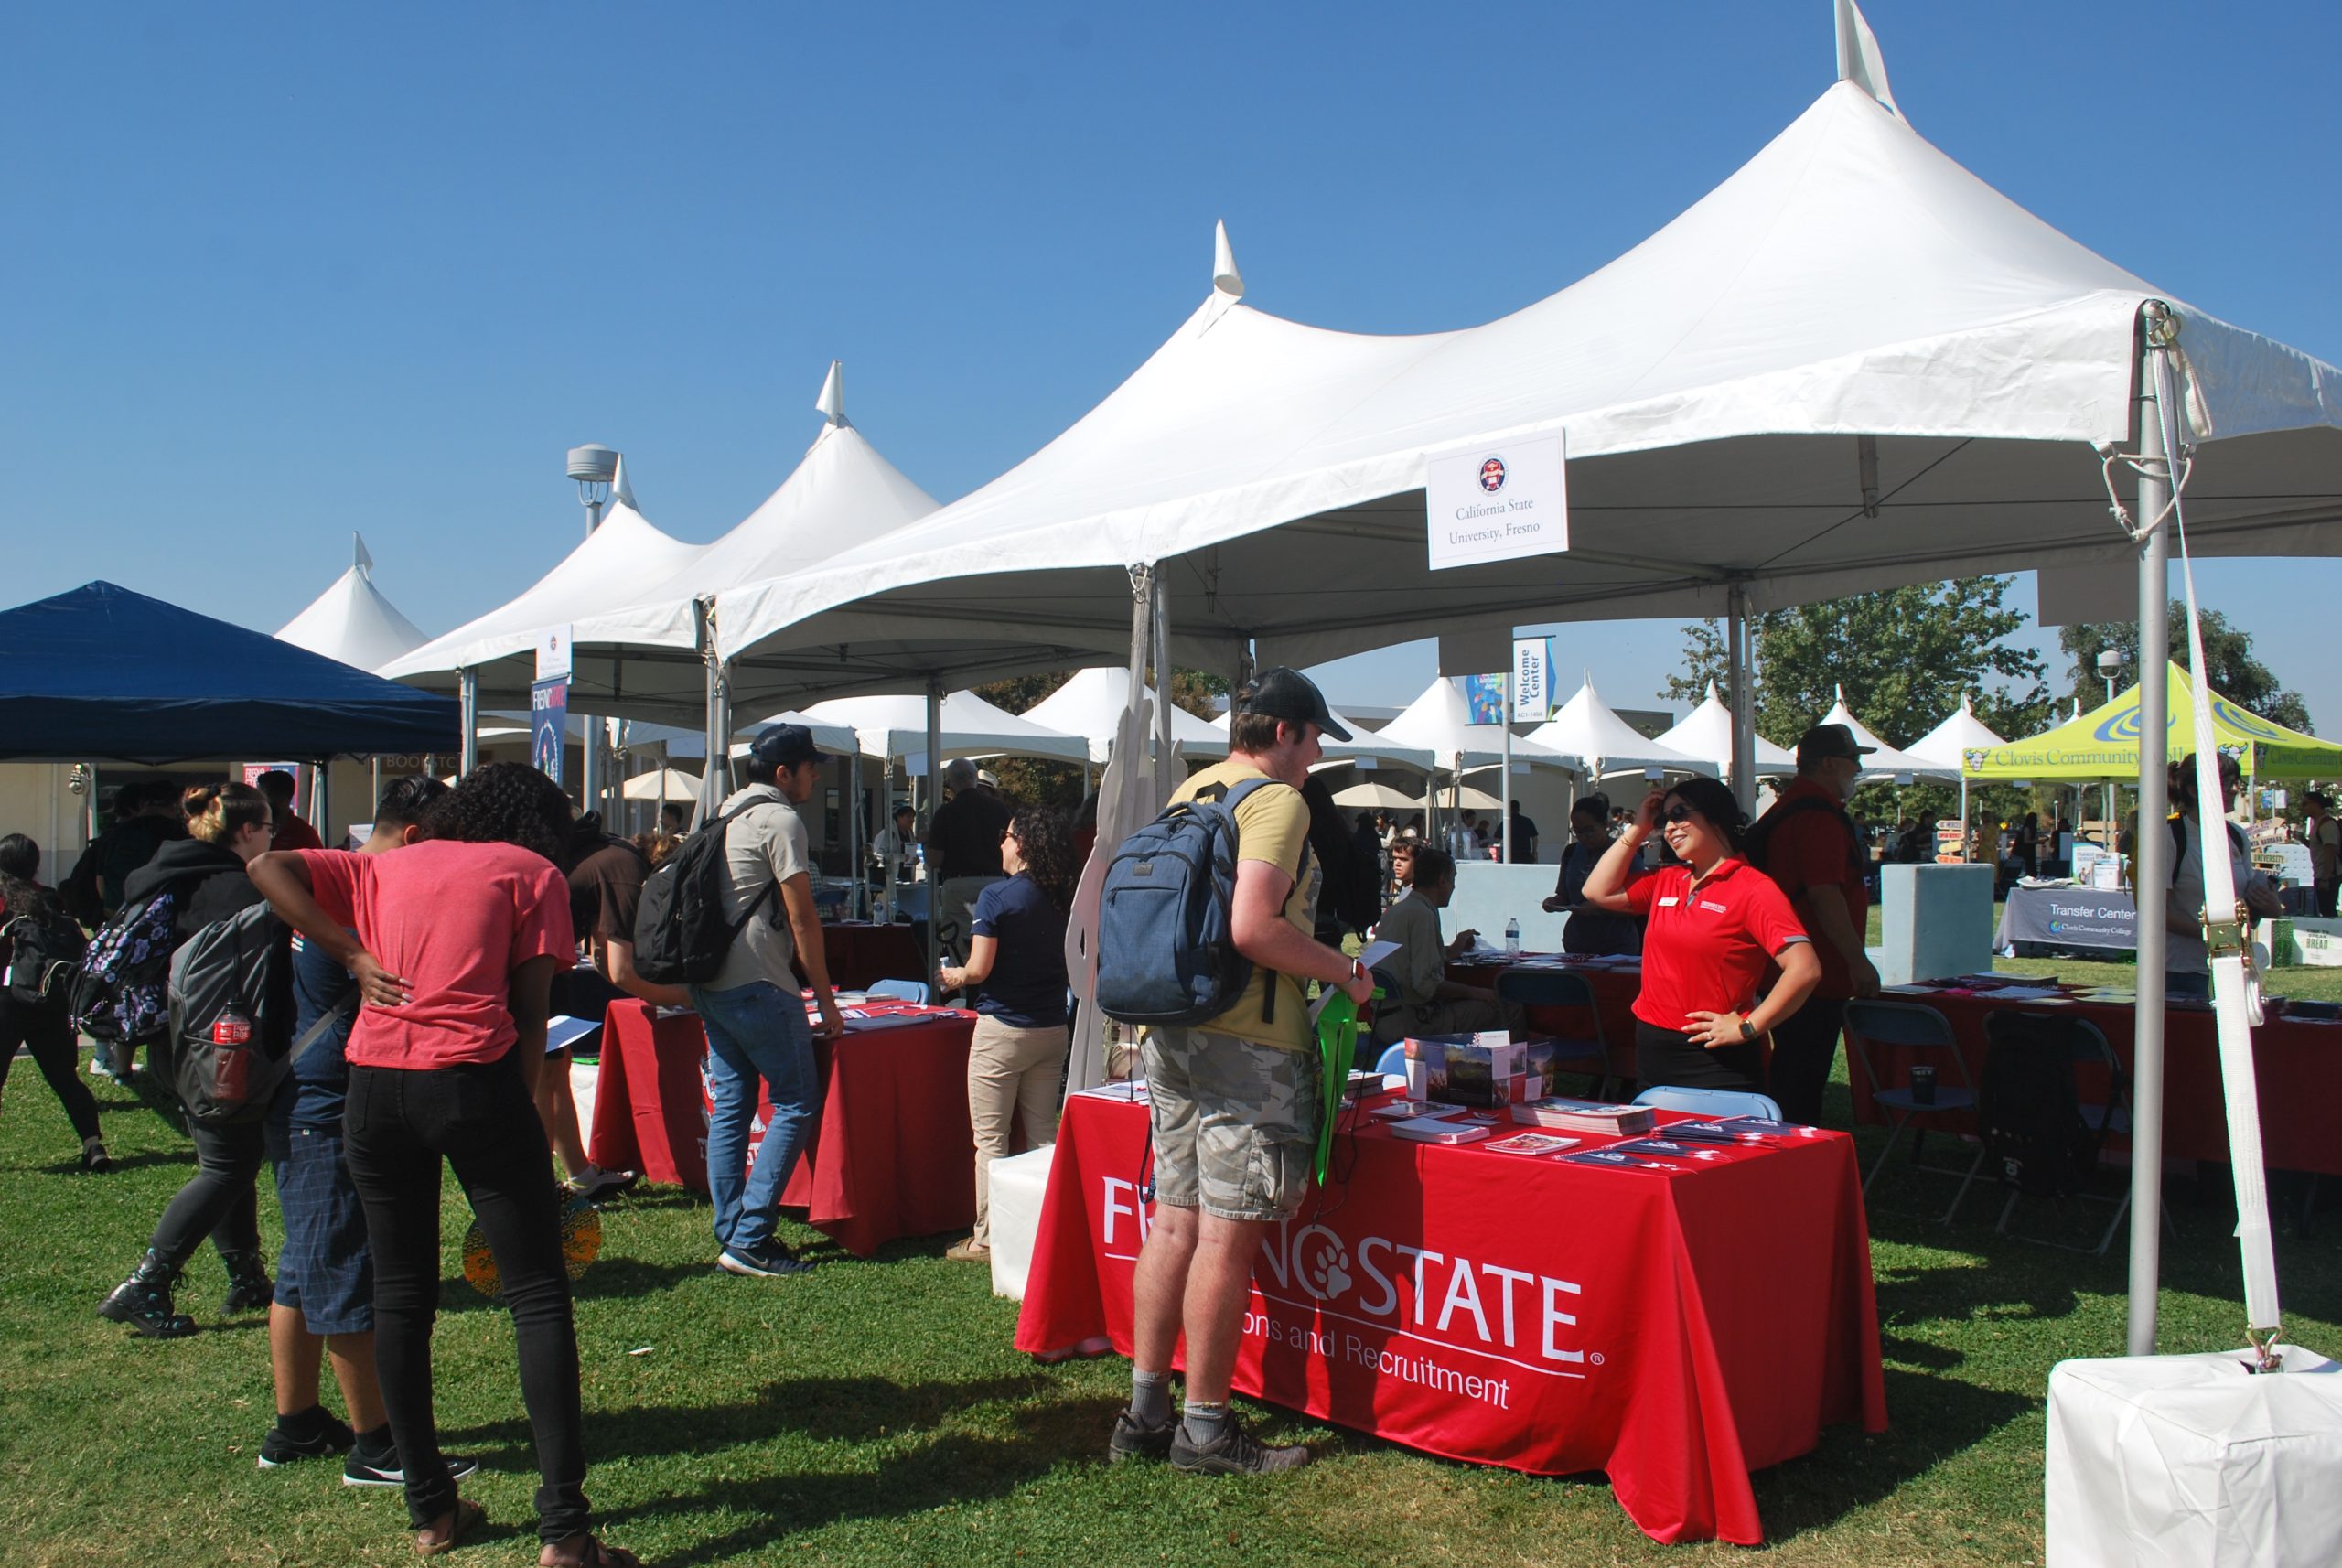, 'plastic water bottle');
1504,918,1520,957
